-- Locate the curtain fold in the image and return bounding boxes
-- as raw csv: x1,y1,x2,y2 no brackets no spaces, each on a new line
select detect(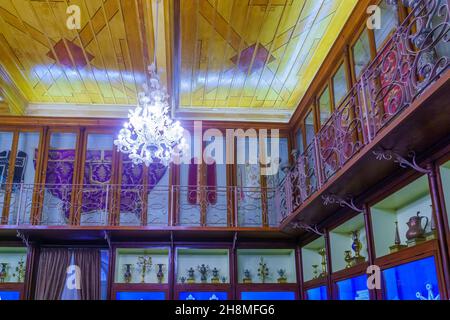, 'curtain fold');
73,248,101,300
34,248,71,300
